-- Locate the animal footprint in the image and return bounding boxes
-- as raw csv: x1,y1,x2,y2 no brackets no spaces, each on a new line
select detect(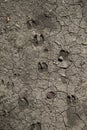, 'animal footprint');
29,122,41,130
67,95,78,105
58,50,69,62
38,62,48,72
